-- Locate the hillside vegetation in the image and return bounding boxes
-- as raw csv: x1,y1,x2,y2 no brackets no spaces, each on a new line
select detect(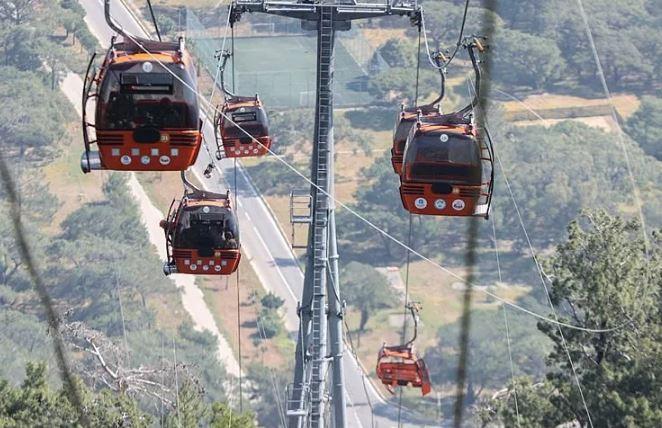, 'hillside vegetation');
0,0,253,424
